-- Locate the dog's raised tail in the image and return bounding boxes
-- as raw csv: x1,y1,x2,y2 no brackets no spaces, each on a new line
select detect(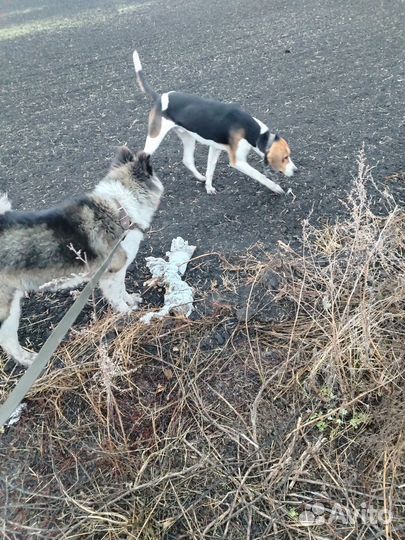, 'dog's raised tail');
0,193,11,215
133,50,159,101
